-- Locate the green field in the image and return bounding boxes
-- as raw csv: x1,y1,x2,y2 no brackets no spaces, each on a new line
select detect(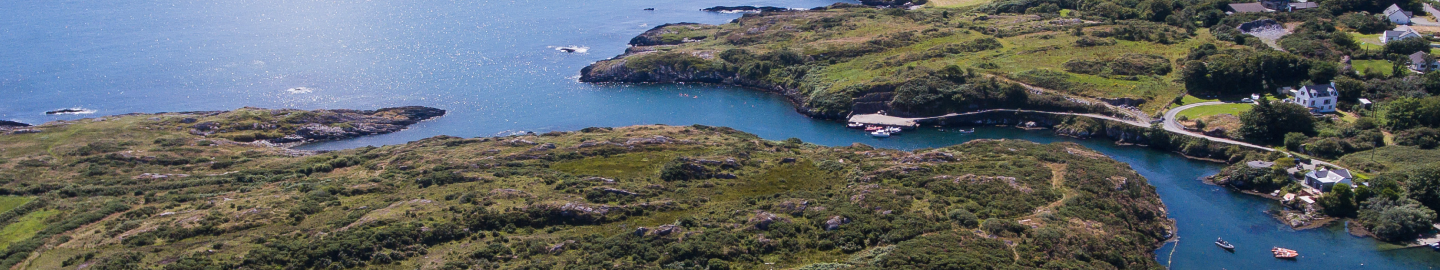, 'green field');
1351,59,1393,77
0,196,31,215
1179,103,1253,119
0,210,56,250
1179,94,1219,105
